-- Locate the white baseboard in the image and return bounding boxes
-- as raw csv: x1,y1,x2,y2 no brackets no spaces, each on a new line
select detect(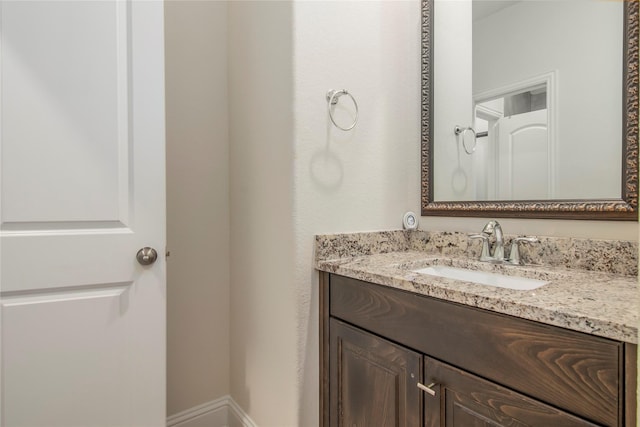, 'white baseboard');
227,398,258,427
167,395,257,427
